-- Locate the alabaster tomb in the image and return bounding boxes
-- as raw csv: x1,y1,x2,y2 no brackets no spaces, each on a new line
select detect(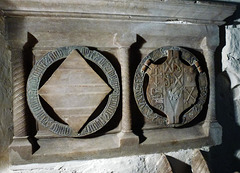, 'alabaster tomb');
0,0,236,166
